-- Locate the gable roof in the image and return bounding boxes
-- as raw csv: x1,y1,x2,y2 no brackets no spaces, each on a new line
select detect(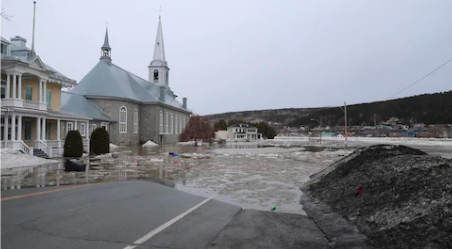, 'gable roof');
61,91,116,122
228,123,257,129
70,59,187,111
0,36,77,86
